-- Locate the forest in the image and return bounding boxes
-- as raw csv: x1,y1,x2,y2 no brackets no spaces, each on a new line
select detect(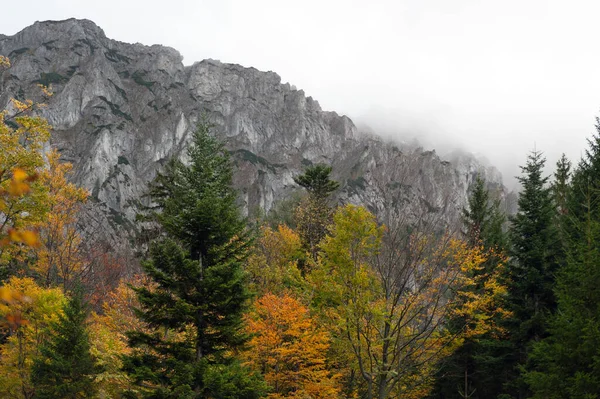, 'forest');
1,53,600,399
